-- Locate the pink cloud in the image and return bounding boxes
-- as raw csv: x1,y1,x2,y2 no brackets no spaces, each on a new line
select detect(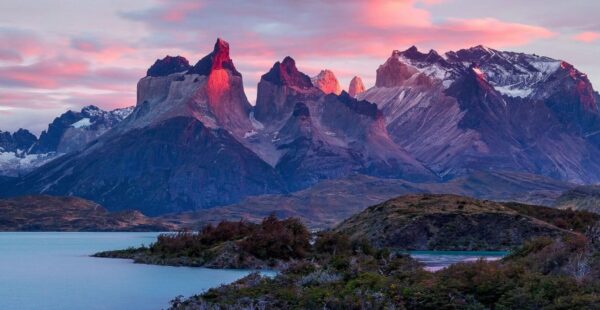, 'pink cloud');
0,49,22,62
0,56,141,92
438,18,556,48
573,31,600,43
0,28,45,63
0,58,89,88
362,0,432,28
71,37,135,62
158,1,204,22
